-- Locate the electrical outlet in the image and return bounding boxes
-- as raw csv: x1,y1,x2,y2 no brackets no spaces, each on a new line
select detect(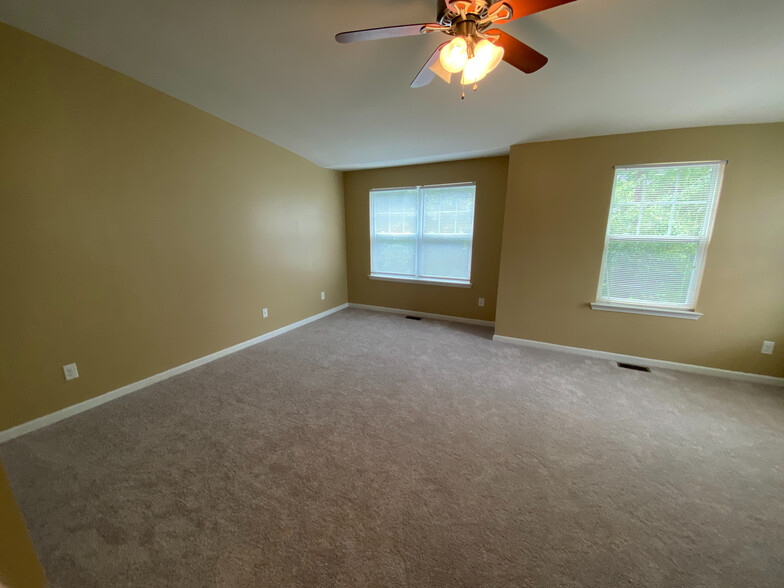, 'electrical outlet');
761,341,775,355
62,363,79,381
478,297,485,307
320,291,326,300
262,308,268,319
